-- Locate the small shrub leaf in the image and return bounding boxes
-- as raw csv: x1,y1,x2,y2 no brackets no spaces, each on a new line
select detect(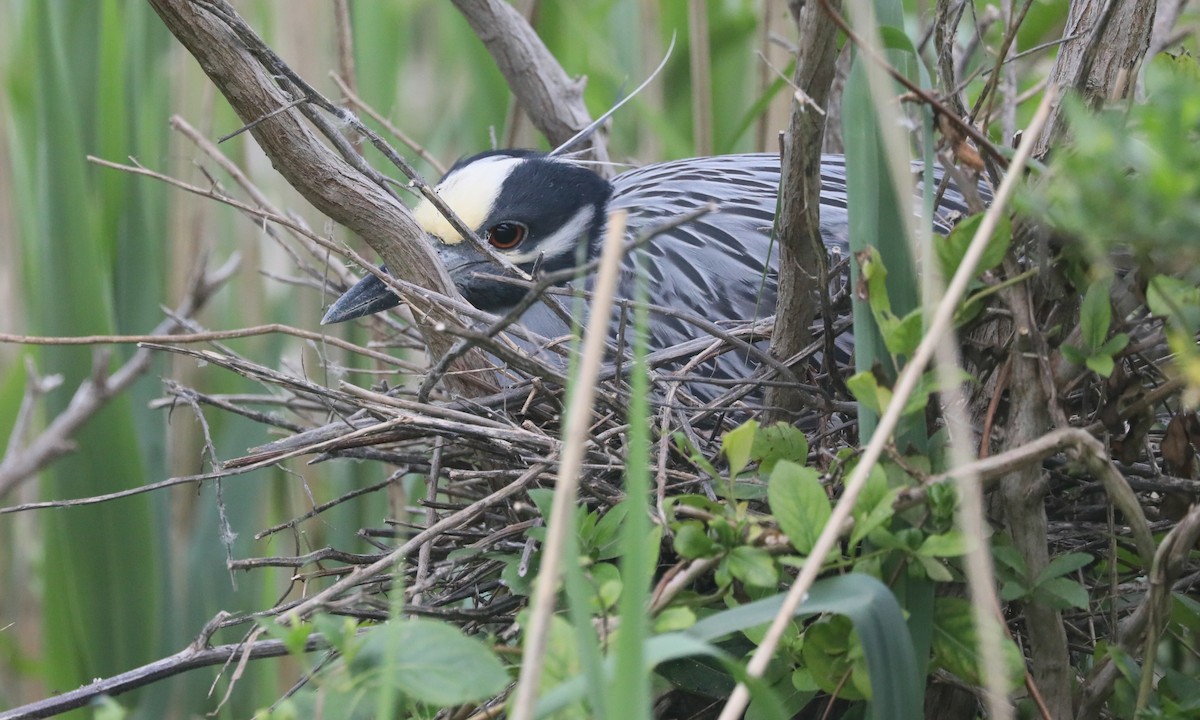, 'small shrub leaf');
353,619,508,706
767,460,830,555
723,420,759,478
